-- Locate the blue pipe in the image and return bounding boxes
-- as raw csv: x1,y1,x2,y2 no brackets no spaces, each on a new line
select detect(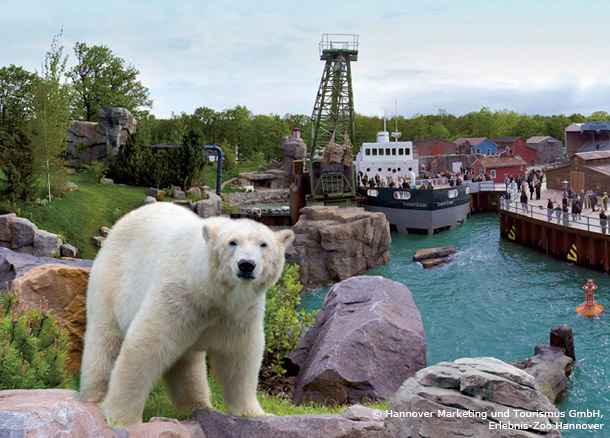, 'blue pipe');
204,145,223,196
